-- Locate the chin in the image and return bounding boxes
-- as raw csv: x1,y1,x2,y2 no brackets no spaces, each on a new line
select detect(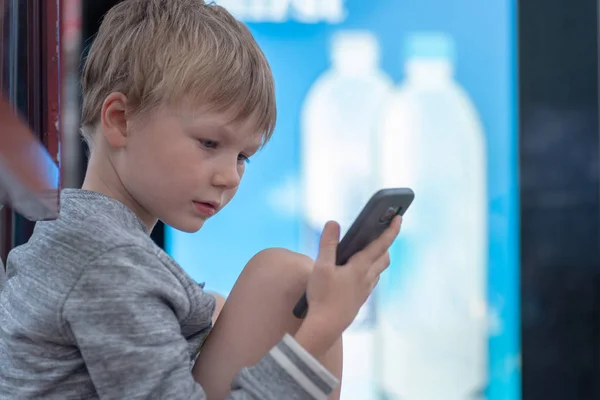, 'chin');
167,217,206,233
